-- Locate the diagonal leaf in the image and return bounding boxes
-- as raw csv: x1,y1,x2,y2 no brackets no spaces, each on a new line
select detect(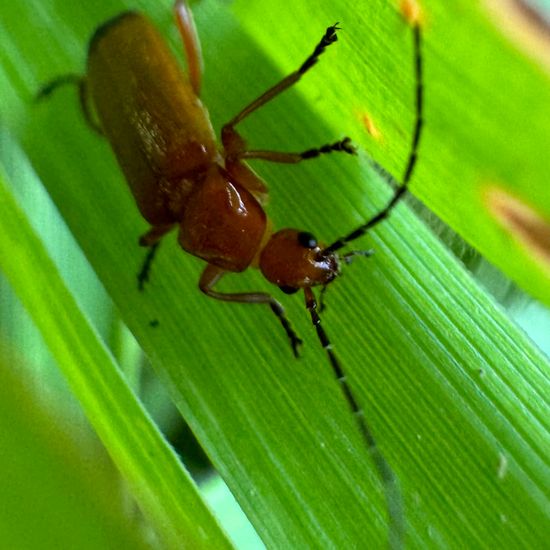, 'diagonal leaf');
0,170,232,549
